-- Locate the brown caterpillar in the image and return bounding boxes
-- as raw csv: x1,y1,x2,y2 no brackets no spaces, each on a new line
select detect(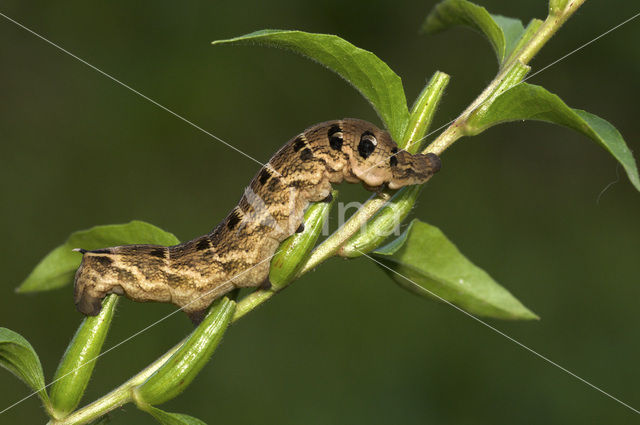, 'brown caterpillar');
73,119,441,323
